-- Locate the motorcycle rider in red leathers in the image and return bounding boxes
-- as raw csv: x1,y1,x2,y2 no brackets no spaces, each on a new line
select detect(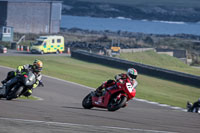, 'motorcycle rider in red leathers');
95,68,138,97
